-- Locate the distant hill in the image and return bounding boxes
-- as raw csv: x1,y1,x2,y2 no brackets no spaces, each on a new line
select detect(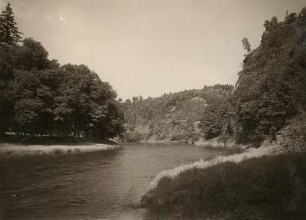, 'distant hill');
122,84,233,143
